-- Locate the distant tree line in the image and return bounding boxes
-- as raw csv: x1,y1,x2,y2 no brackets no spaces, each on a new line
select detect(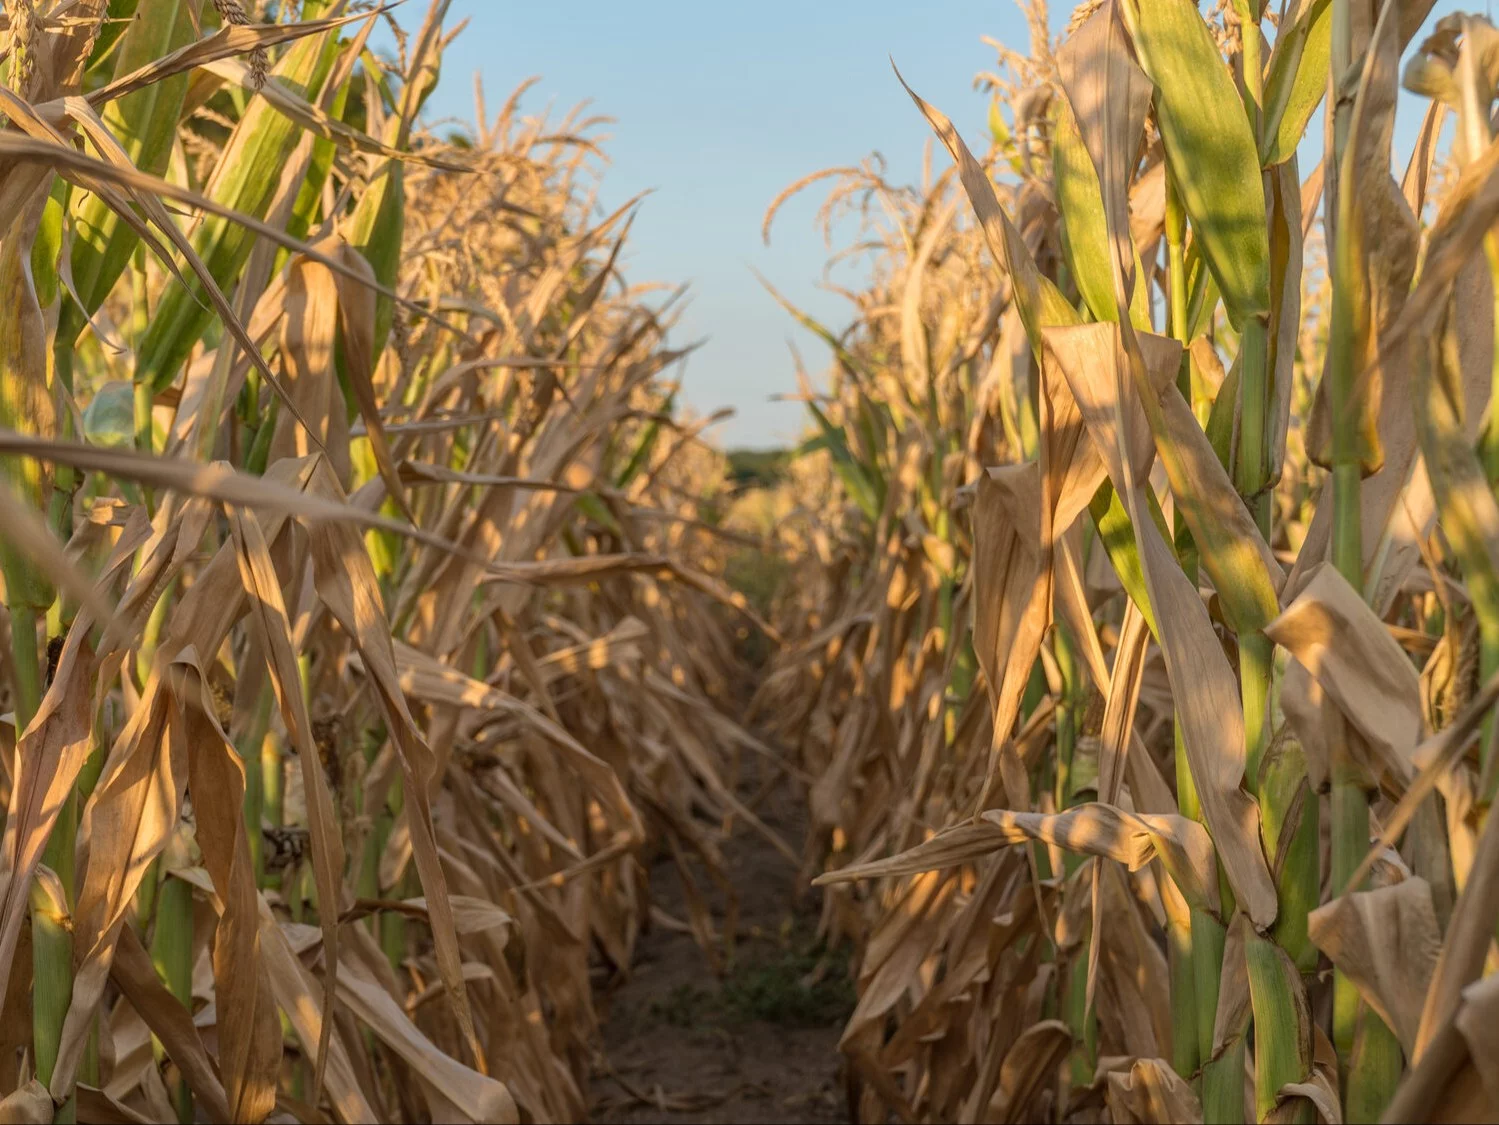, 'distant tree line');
725,448,790,491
